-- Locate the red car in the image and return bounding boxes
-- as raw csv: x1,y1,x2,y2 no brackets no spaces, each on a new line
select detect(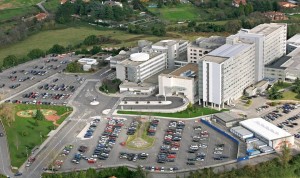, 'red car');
167,154,176,159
